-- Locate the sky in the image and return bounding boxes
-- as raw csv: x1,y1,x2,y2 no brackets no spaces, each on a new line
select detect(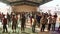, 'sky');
40,0,60,7
39,0,60,15
0,2,12,14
